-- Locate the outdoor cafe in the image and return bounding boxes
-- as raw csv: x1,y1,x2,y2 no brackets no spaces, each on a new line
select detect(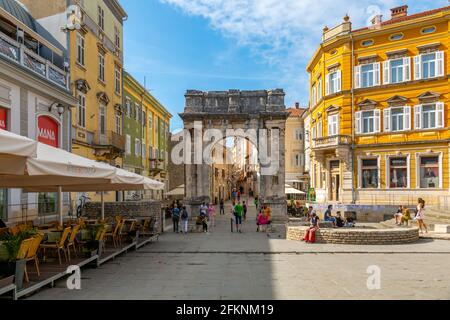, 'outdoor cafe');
0,129,164,299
